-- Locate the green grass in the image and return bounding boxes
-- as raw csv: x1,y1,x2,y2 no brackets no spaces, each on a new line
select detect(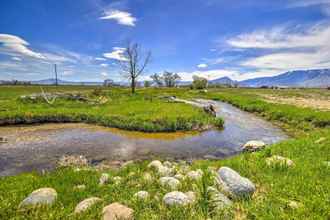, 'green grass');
0,86,223,132
181,88,330,135
0,86,329,219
